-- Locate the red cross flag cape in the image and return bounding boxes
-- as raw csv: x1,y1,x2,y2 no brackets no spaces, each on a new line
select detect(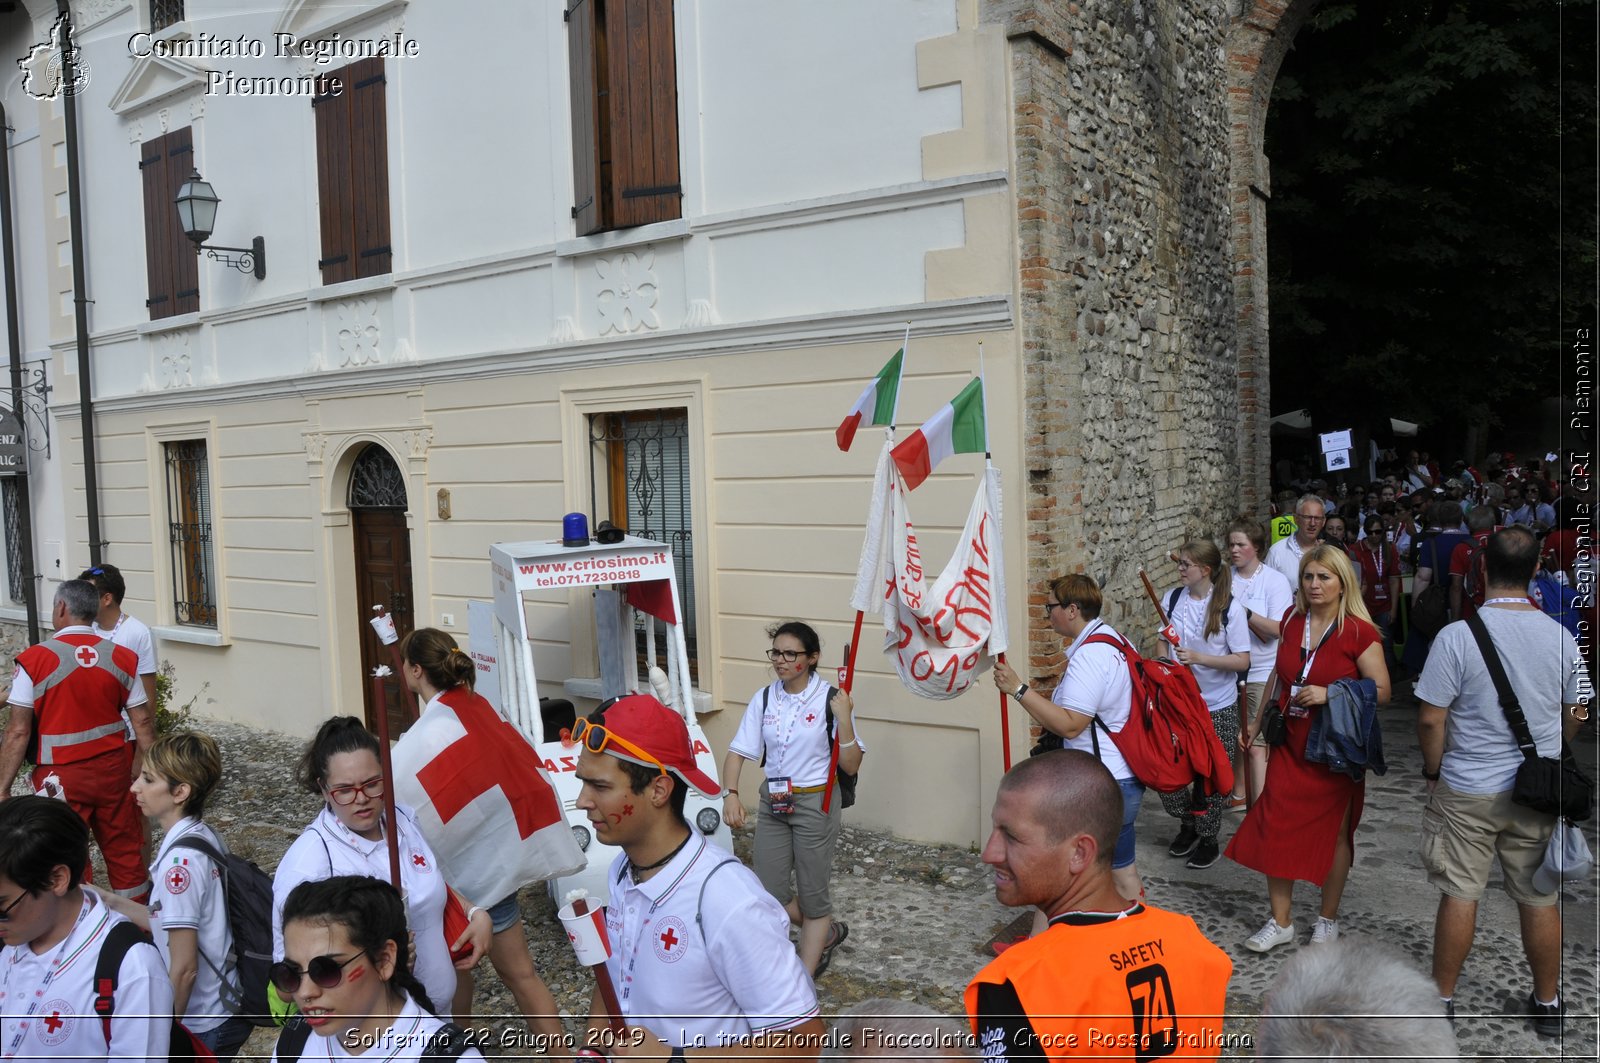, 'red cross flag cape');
391,686,584,904
851,440,1009,699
